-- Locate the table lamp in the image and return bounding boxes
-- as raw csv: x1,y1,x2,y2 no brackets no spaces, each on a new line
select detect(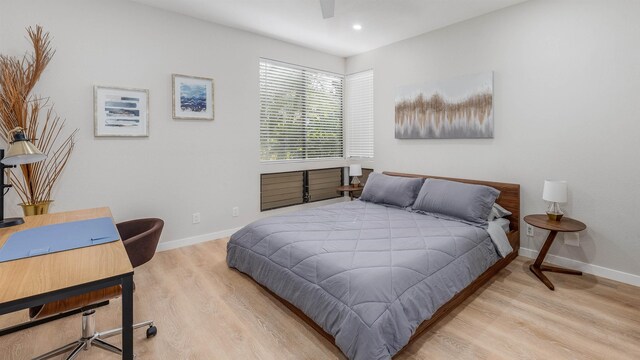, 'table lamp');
0,127,47,228
543,180,567,221
349,164,363,187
